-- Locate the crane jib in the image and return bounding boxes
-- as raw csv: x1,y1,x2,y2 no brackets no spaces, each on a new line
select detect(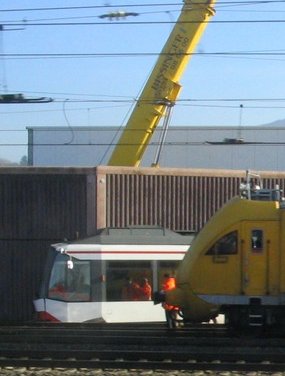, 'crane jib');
108,0,217,167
